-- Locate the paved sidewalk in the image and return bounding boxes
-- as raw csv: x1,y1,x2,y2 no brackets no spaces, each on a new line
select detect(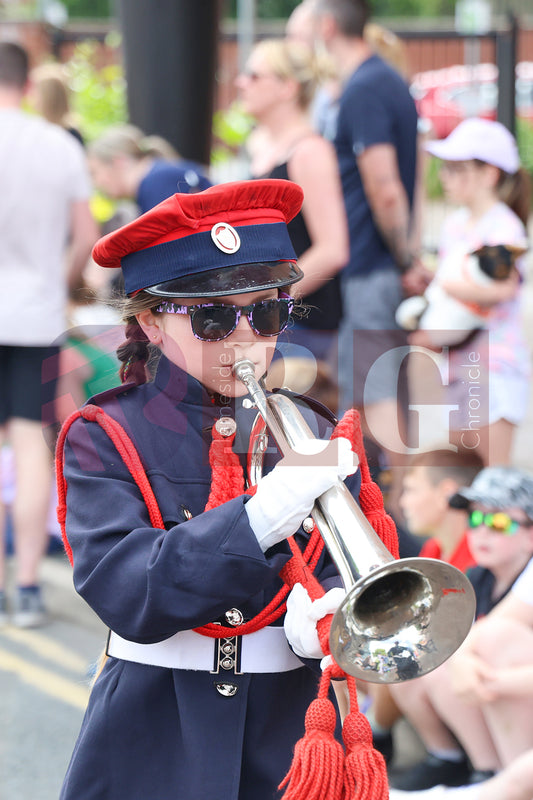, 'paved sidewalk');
41,551,106,636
